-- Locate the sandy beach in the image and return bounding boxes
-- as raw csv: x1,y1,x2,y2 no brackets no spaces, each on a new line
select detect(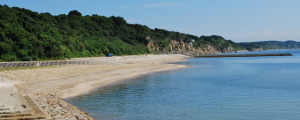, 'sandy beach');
0,54,189,119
